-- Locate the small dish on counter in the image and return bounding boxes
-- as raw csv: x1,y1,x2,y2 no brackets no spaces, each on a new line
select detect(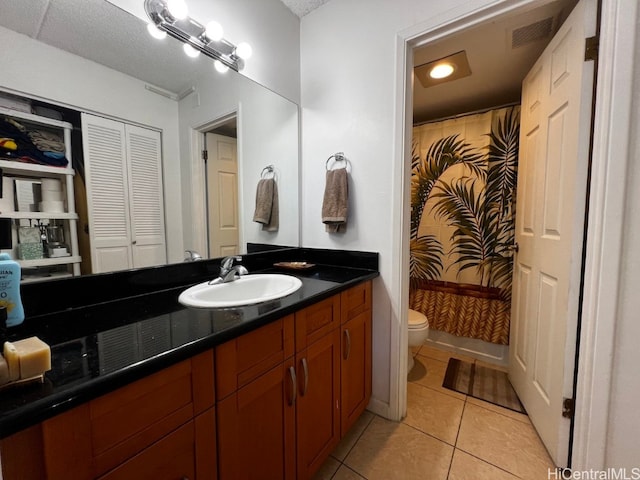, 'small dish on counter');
273,261,316,270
